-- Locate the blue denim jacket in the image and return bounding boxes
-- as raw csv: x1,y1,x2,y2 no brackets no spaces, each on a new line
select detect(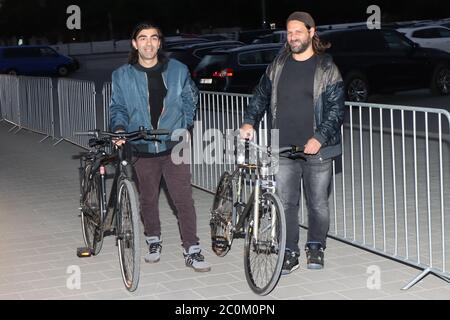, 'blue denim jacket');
109,59,198,153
